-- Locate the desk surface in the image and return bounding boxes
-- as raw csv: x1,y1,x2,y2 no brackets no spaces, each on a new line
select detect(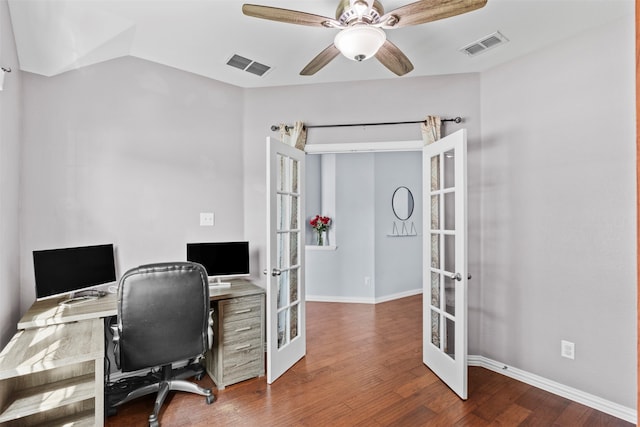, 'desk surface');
18,279,264,330
0,319,104,380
